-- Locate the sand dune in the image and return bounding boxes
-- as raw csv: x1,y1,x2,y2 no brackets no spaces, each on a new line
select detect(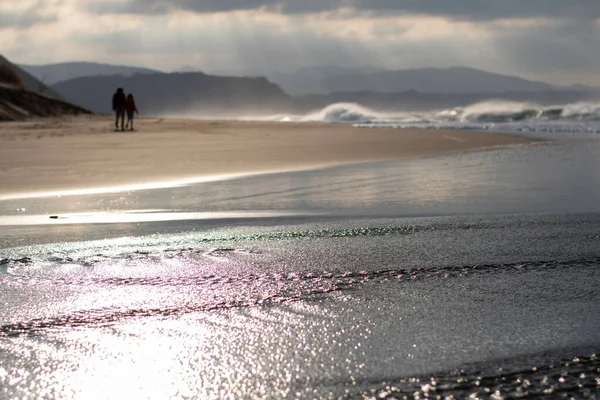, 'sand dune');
0,114,540,197
0,83,90,121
